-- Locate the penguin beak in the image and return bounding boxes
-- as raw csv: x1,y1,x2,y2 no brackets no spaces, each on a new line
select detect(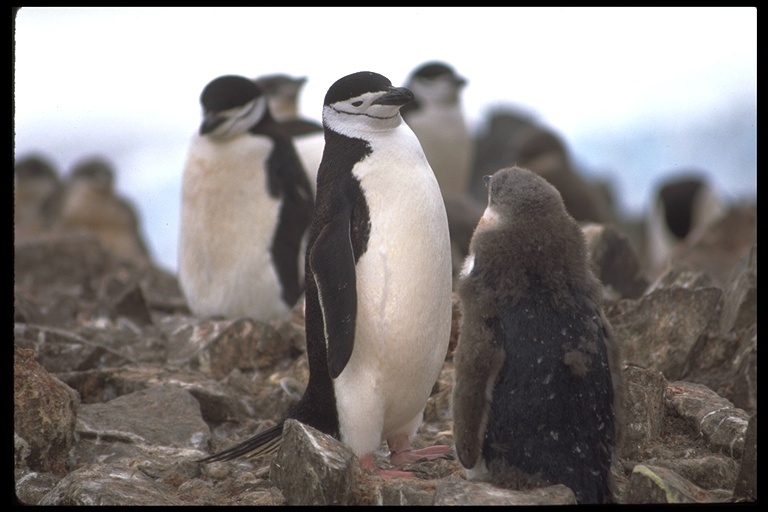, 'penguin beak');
200,114,226,135
373,86,415,106
483,175,492,187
